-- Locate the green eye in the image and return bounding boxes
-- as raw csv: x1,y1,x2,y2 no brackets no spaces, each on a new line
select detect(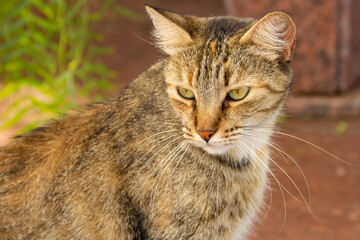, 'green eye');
228,87,250,101
178,87,195,99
